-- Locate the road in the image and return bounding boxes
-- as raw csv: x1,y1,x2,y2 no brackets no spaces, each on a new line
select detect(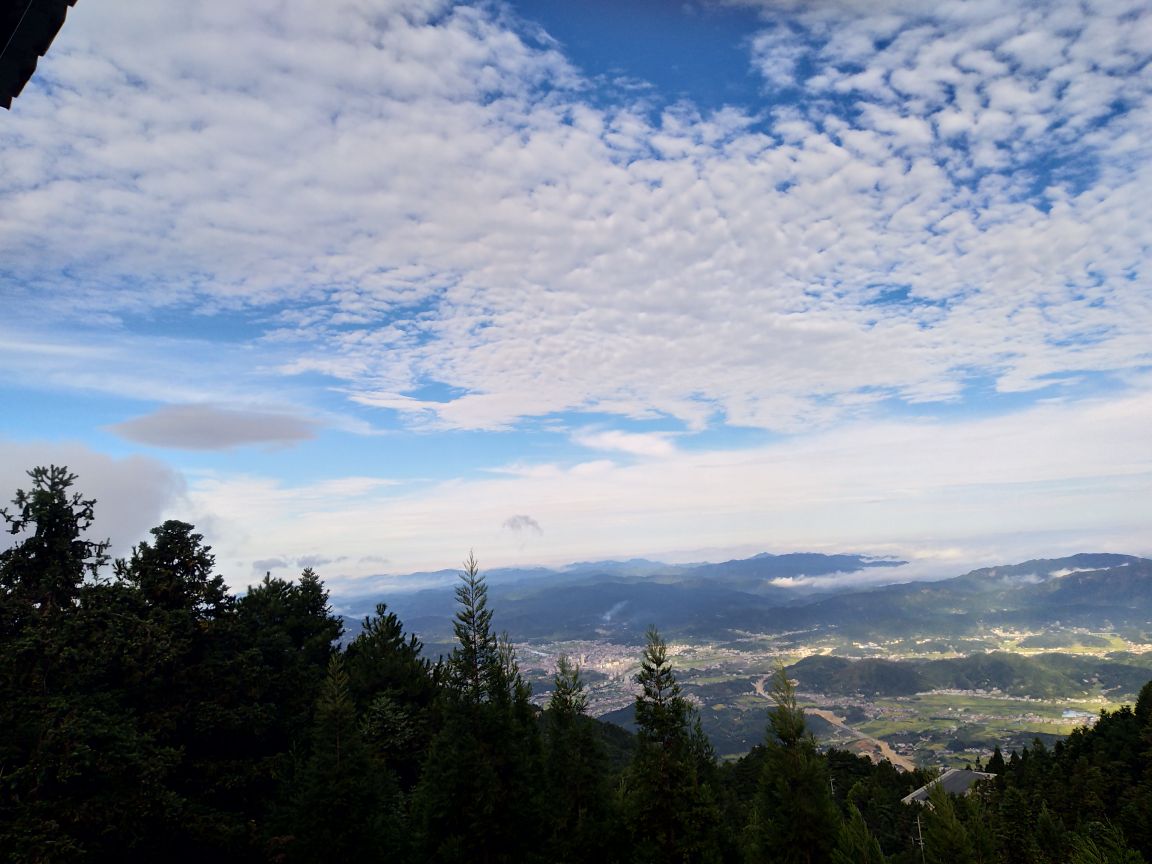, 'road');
754,676,917,772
